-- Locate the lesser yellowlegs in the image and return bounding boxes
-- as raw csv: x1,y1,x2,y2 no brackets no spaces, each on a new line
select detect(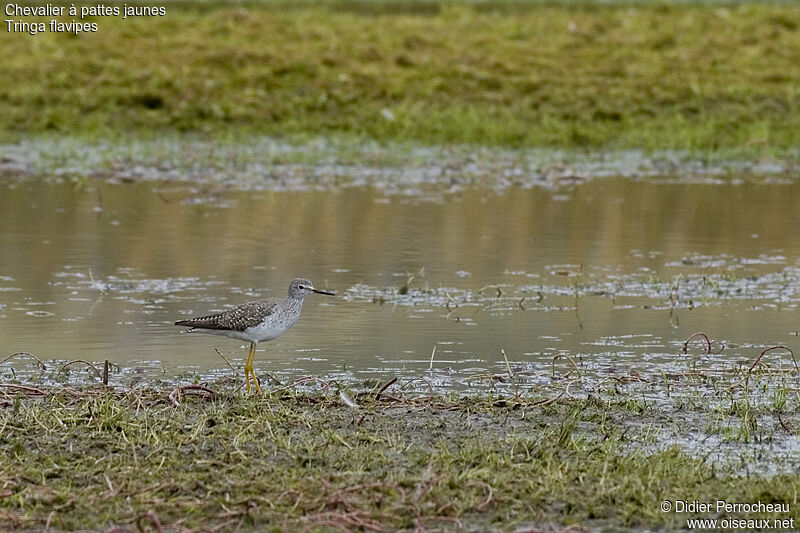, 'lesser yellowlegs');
174,278,335,394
